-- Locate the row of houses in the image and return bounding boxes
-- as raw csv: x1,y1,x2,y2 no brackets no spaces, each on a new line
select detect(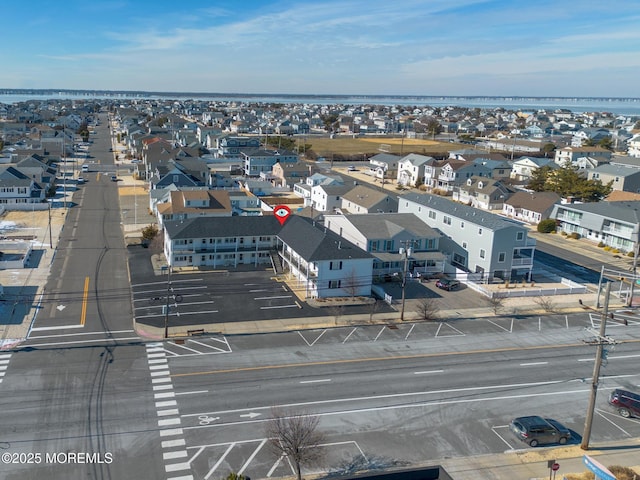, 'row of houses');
161,192,537,298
